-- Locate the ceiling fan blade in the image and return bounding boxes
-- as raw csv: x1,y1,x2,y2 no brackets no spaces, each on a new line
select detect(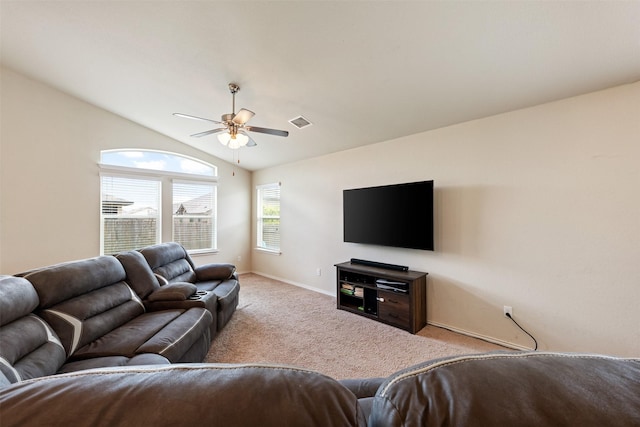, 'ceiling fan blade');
190,128,227,138
245,126,289,137
174,113,223,124
232,108,255,125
